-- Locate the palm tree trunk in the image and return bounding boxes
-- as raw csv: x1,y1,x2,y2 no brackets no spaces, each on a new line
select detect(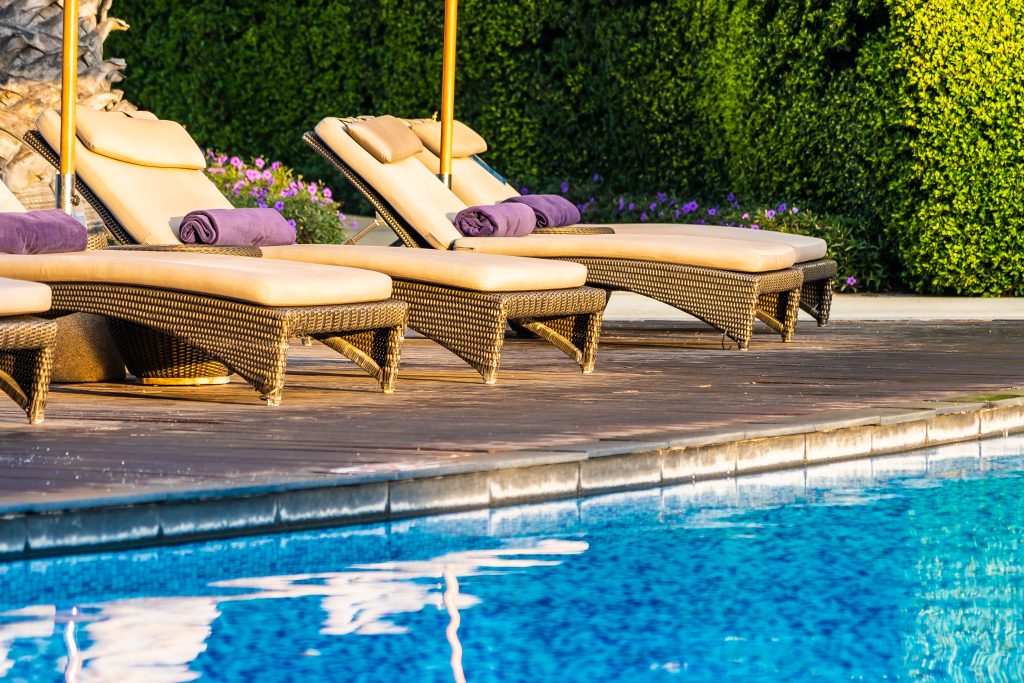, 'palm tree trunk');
0,0,134,206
